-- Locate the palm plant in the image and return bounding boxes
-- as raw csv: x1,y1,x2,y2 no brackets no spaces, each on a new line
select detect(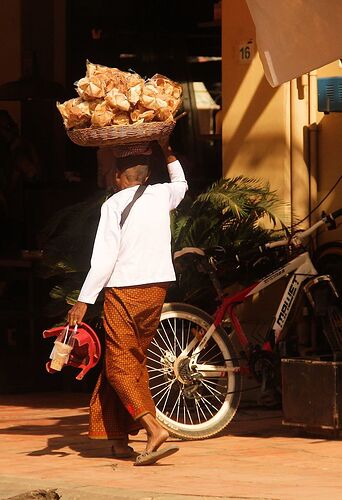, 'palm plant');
40,189,111,322
169,176,287,308
171,176,284,249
